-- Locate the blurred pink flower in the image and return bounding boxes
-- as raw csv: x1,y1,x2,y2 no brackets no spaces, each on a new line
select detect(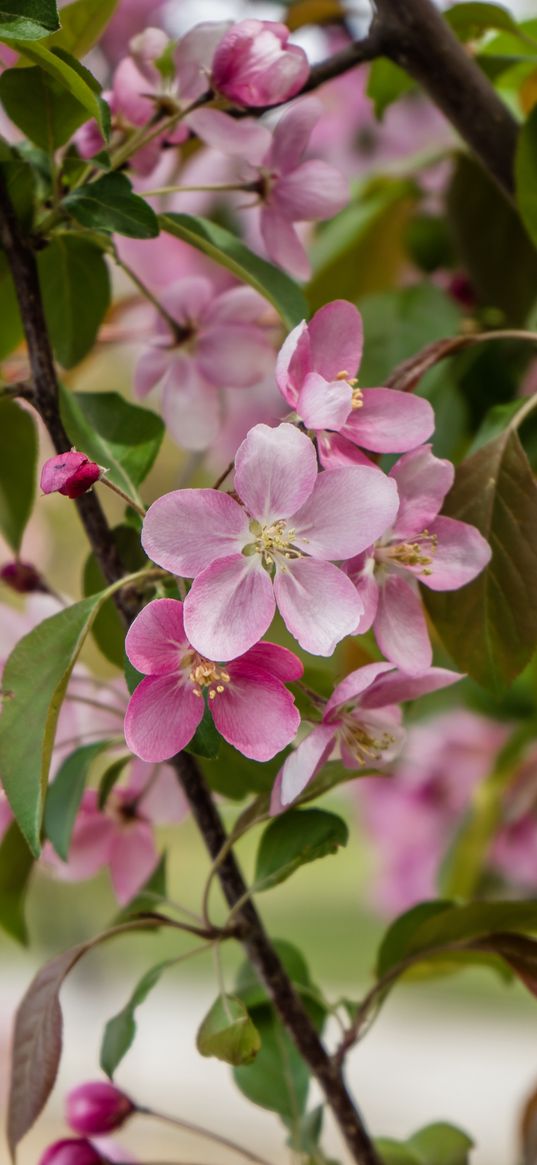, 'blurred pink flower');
211,20,309,107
